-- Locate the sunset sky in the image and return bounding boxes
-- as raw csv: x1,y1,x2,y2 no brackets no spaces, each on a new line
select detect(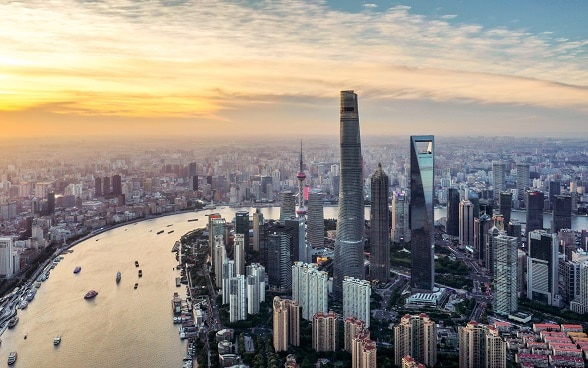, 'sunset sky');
1,0,587,140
